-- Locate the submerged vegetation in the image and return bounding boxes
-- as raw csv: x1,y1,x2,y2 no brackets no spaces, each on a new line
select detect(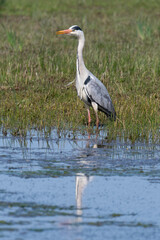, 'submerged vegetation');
0,0,160,141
